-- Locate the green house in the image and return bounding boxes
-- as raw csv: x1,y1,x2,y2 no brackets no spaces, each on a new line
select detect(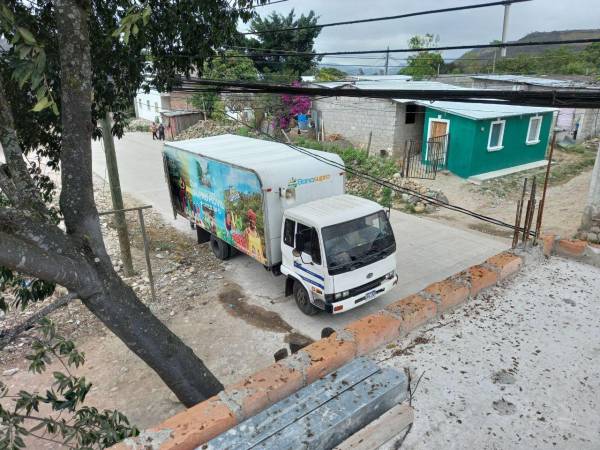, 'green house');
417,101,555,179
